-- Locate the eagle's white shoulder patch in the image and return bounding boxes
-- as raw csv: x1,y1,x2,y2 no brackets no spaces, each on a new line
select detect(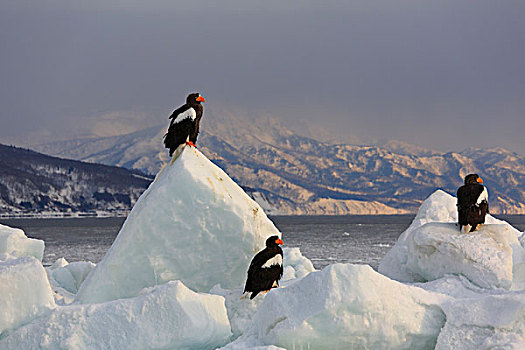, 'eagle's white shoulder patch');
262,254,282,268
173,108,196,124
477,187,488,205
